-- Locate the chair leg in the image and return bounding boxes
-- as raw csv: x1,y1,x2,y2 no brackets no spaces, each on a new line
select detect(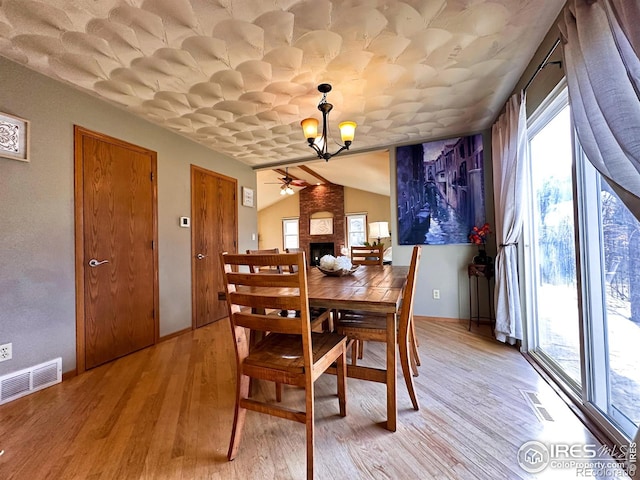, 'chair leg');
305,382,315,480
336,345,347,417
398,323,420,411
409,321,420,377
275,383,282,402
410,344,419,378
248,329,262,397
410,315,421,367
351,340,358,366
228,374,250,460
357,339,364,359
